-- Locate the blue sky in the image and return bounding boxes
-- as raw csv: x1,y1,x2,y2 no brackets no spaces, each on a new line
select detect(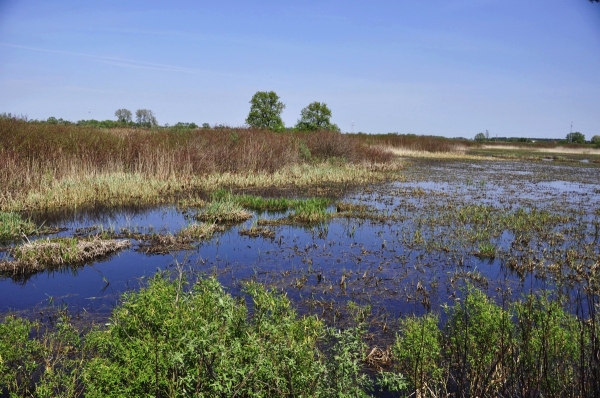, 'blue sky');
1,0,599,138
